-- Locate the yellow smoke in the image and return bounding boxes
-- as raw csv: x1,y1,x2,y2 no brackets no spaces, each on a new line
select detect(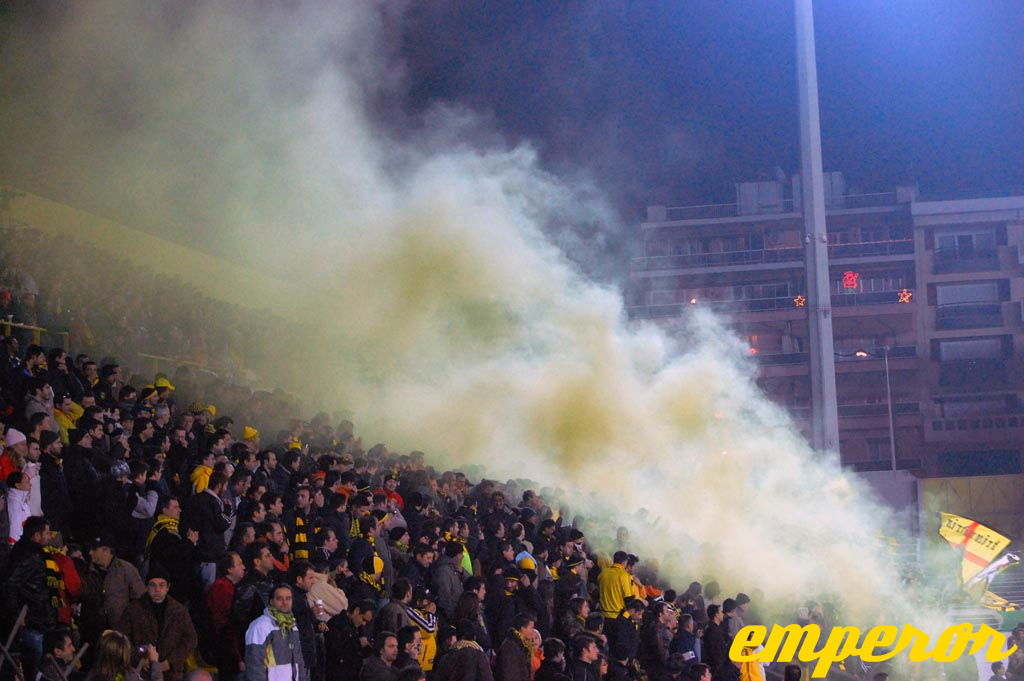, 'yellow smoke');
0,0,934,626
